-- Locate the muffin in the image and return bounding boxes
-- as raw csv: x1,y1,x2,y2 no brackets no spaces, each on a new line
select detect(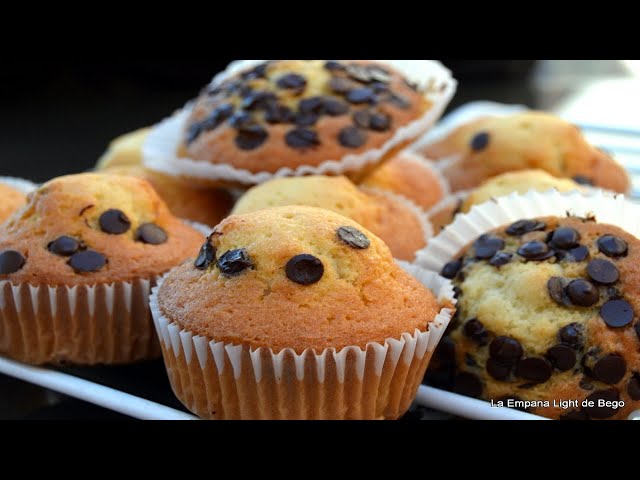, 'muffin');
0,184,27,224
0,173,205,365
143,60,456,186
359,151,449,211
231,175,431,261
151,205,454,420
418,190,640,420
96,127,151,170
420,111,630,193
